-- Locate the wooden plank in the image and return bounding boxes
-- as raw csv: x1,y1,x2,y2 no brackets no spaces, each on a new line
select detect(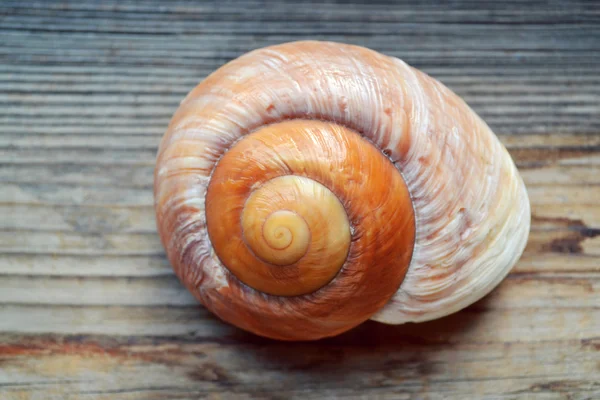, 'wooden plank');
0,305,598,344
2,27,598,52
0,165,154,187
0,135,160,149
0,273,597,309
0,335,598,400
0,275,198,307
0,305,219,337
0,231,163,256
0,1,598,138
1,0,599,398
0,0,598,39
0,254,171,277
1,0,598,24
0,148,158,166
0,183,153,206
0,204,157,233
